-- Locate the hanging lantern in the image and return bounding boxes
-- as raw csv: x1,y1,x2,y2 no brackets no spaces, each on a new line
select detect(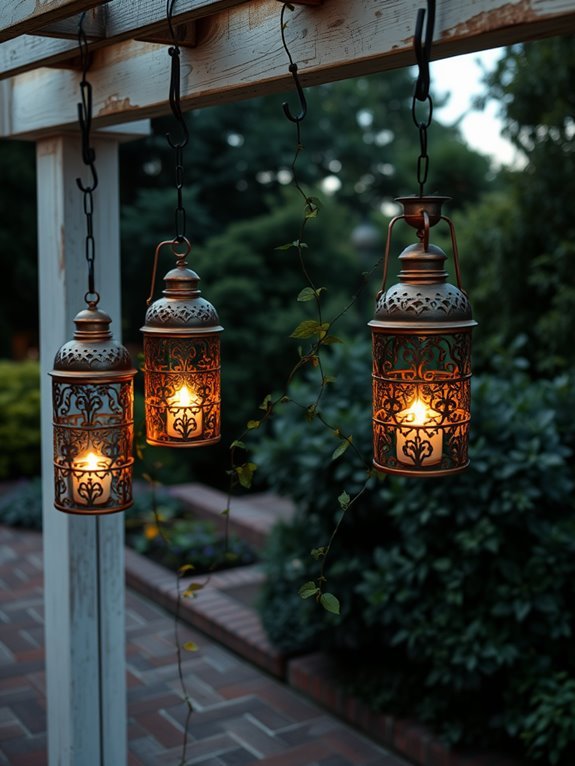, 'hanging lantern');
142,239,223,447
369,196,476,477
51,304,136,514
